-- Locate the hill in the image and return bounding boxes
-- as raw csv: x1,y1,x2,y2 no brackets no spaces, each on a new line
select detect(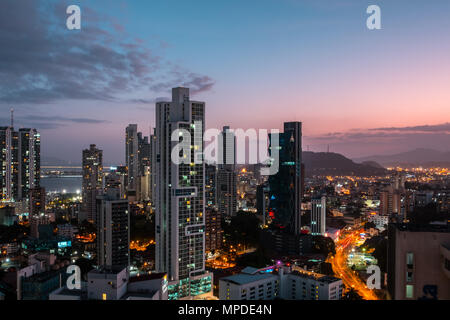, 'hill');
302,151,387,177
353,148,450,167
